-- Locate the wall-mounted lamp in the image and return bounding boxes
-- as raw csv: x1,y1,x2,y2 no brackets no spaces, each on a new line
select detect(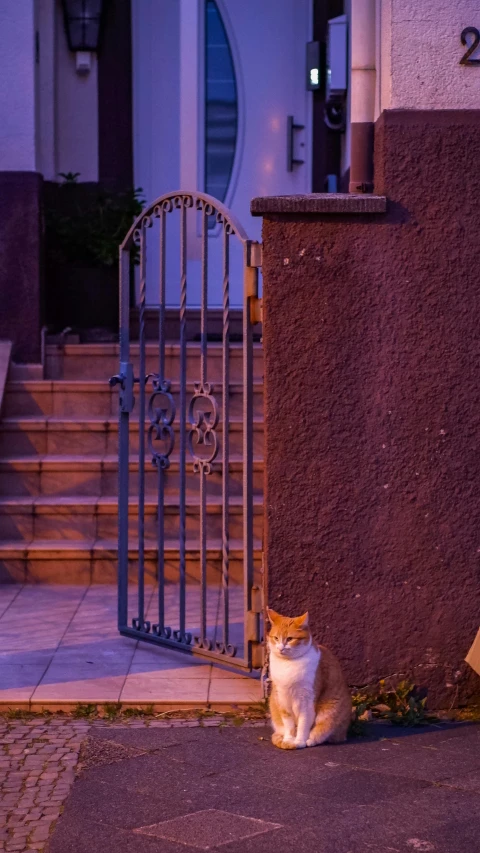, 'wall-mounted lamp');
61,0,105,75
